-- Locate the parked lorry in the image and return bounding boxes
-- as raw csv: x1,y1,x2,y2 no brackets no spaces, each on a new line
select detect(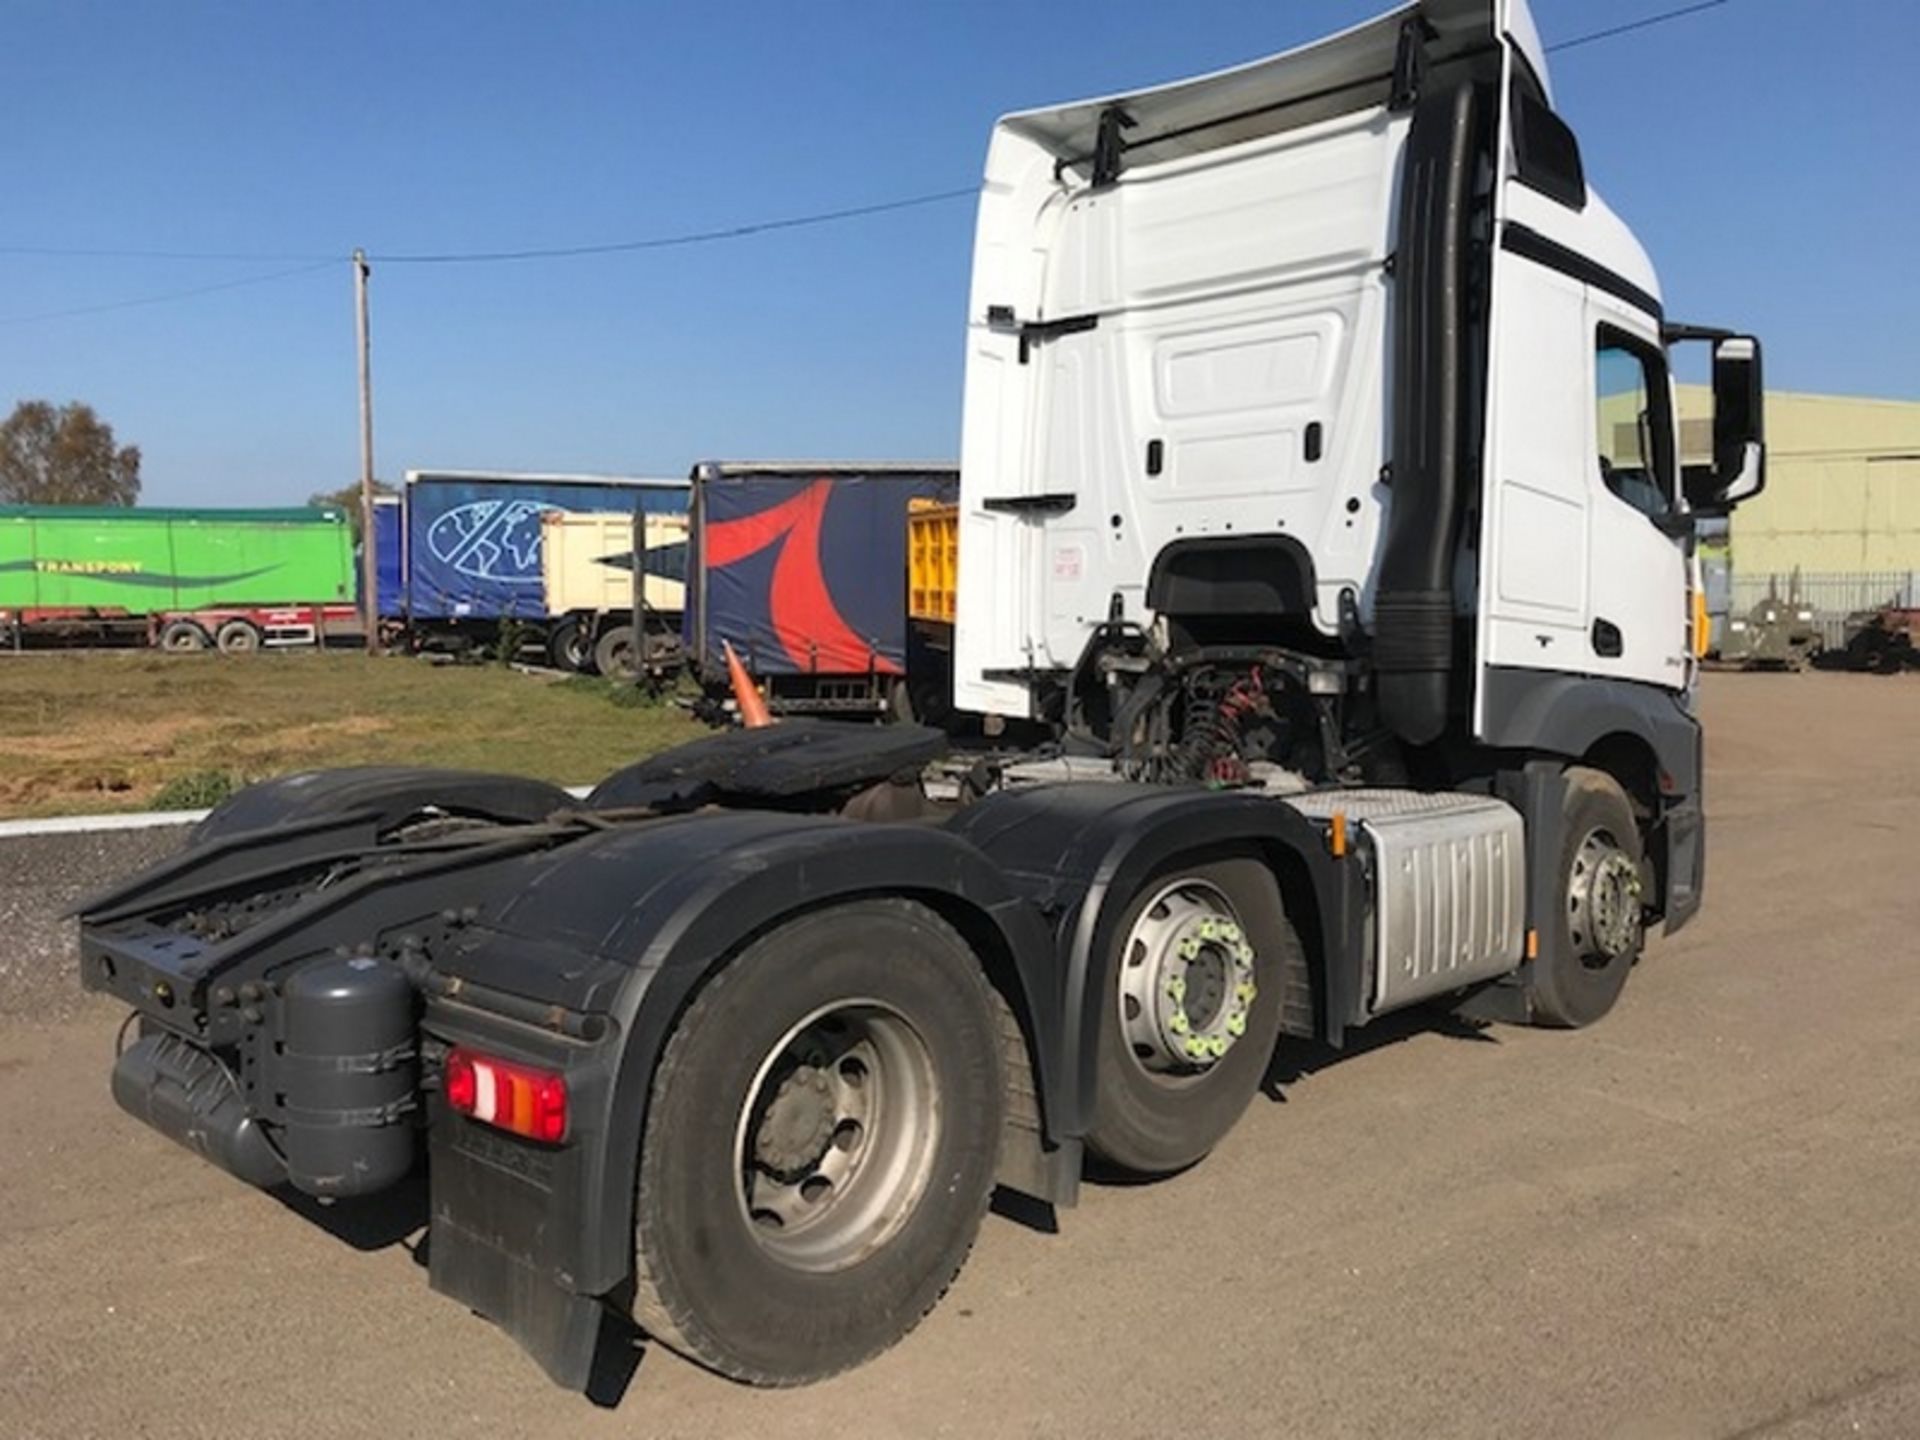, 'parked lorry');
377,470,686,666
78,0,1768,1397
0,504,358,652
684,461,958,714
538,509,691,677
